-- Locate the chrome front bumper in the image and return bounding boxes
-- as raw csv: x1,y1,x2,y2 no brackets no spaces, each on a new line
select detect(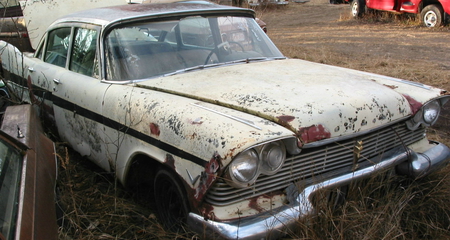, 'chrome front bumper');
188,141,450,240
